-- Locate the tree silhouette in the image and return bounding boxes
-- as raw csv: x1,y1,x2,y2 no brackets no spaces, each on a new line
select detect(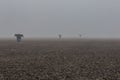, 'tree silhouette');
14,34,24,42
58,34,62,39
79,34,82,38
